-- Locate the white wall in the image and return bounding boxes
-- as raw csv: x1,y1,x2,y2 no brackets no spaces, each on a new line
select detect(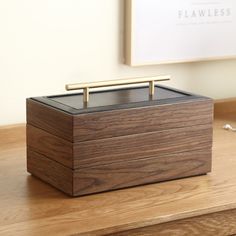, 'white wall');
1,0,236,125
